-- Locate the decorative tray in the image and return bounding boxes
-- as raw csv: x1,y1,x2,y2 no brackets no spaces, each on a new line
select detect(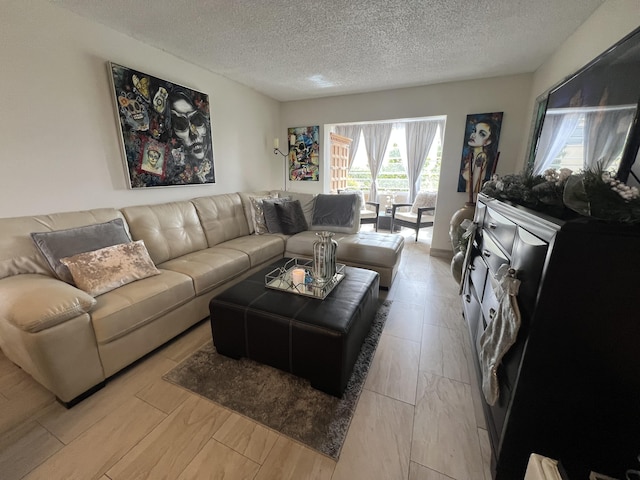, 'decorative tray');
265,258,346,300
